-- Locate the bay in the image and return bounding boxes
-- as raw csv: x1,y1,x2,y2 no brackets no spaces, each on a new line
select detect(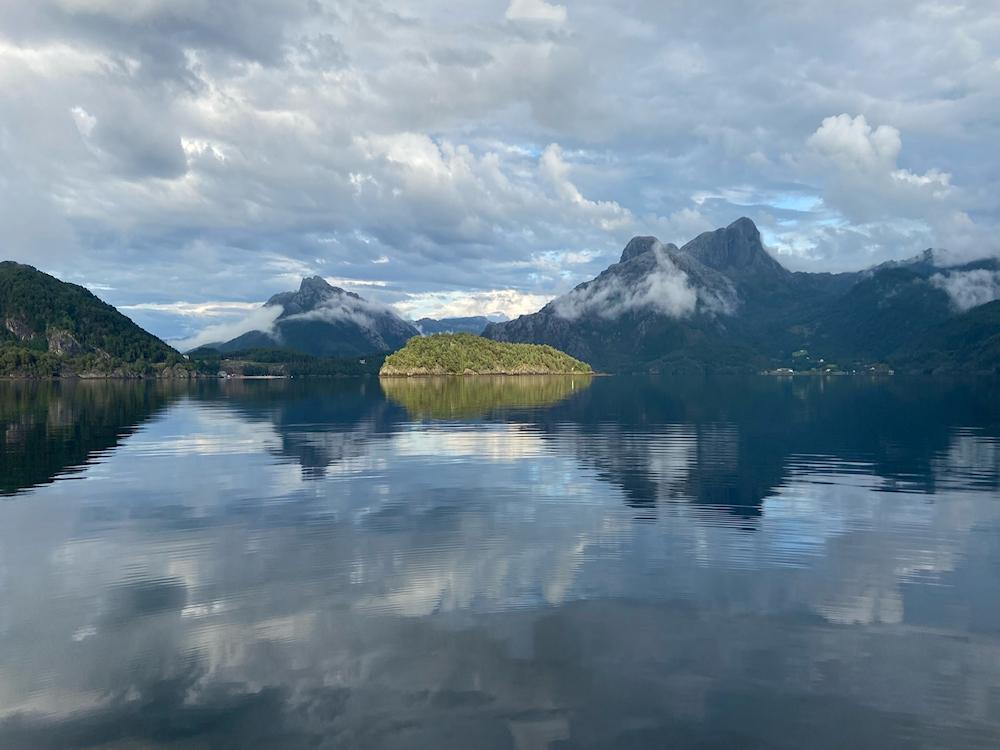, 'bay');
1,375,999,748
